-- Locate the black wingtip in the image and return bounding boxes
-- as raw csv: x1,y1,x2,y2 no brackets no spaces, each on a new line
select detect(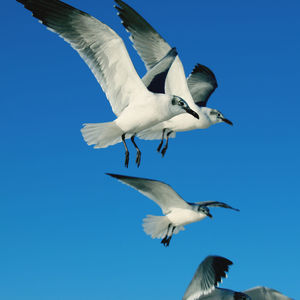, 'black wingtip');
106,173,139,181
106,173,123,179
191,63,218,87
192,63,214,76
